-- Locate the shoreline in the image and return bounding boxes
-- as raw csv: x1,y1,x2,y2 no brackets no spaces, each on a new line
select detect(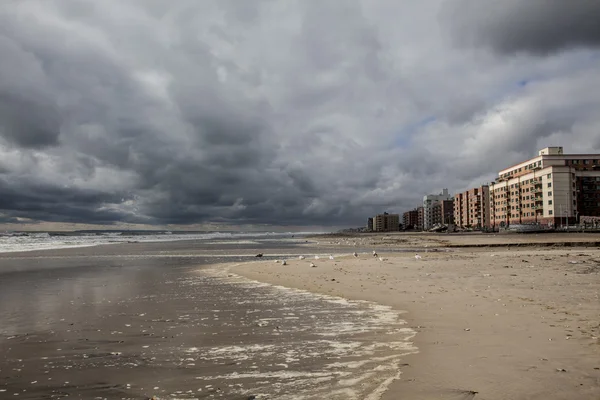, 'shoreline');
229,237,600,399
